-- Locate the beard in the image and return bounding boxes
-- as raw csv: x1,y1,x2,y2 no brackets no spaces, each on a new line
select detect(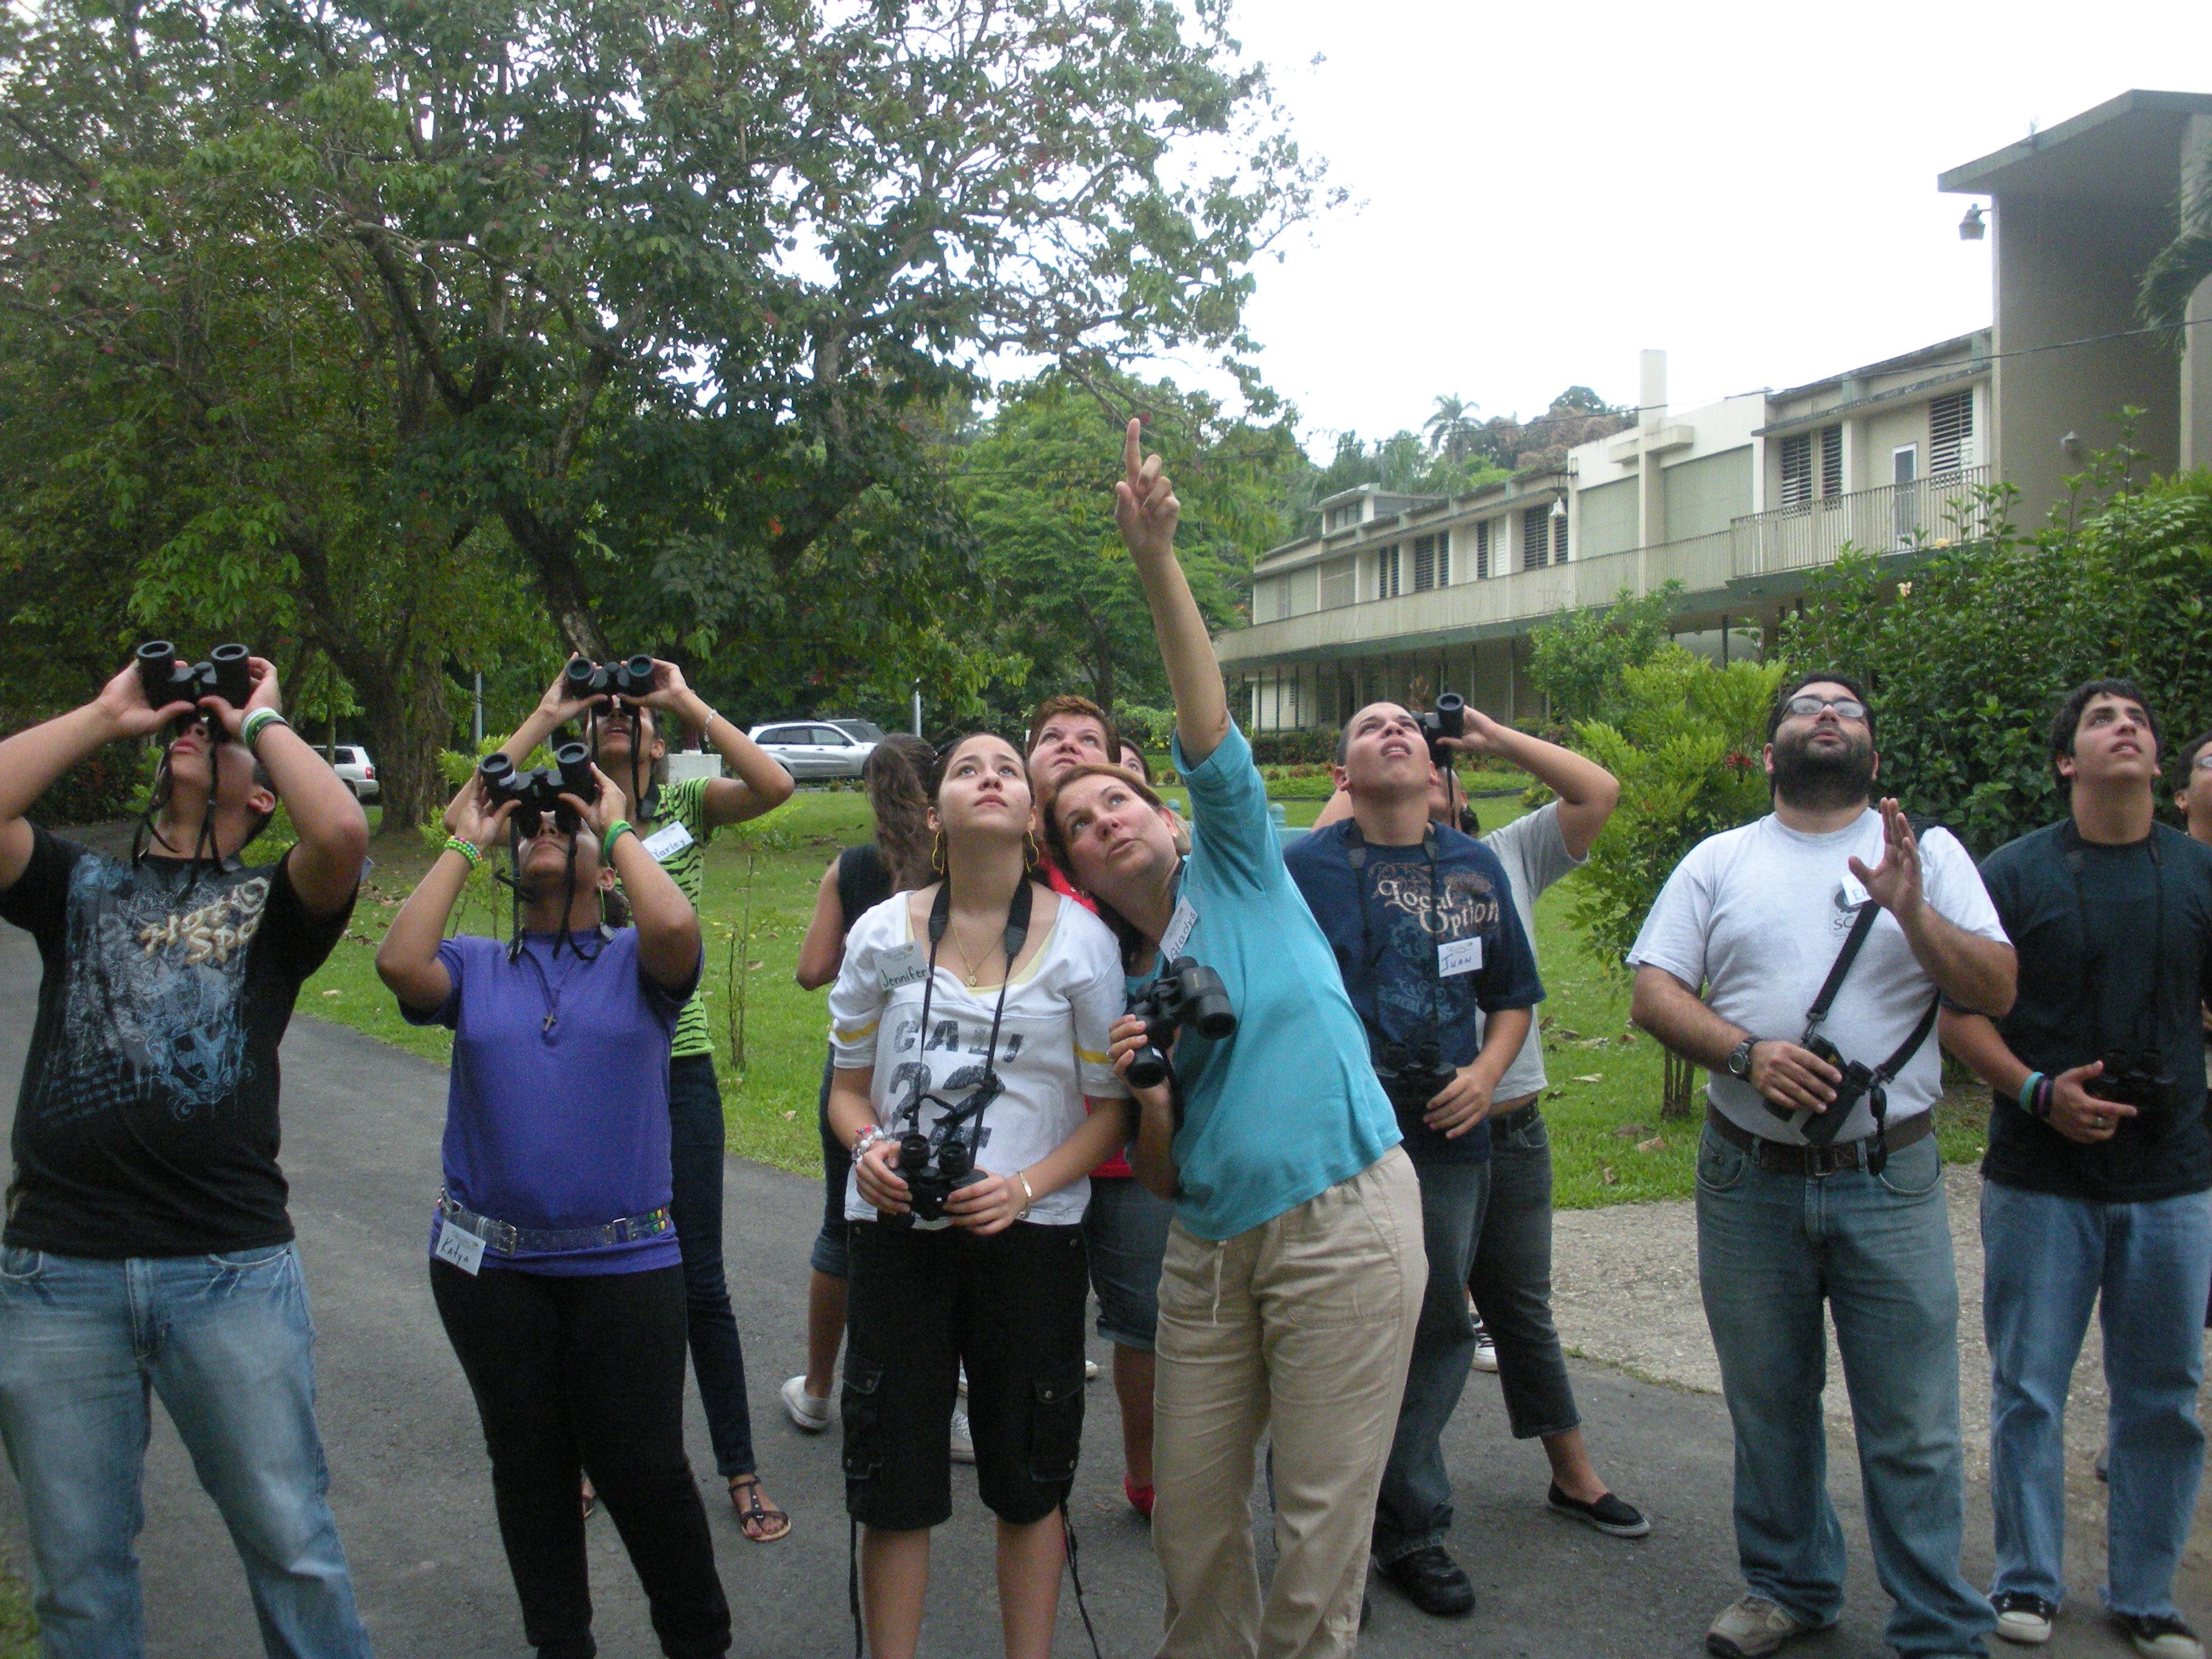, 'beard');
1769,726,1875,811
